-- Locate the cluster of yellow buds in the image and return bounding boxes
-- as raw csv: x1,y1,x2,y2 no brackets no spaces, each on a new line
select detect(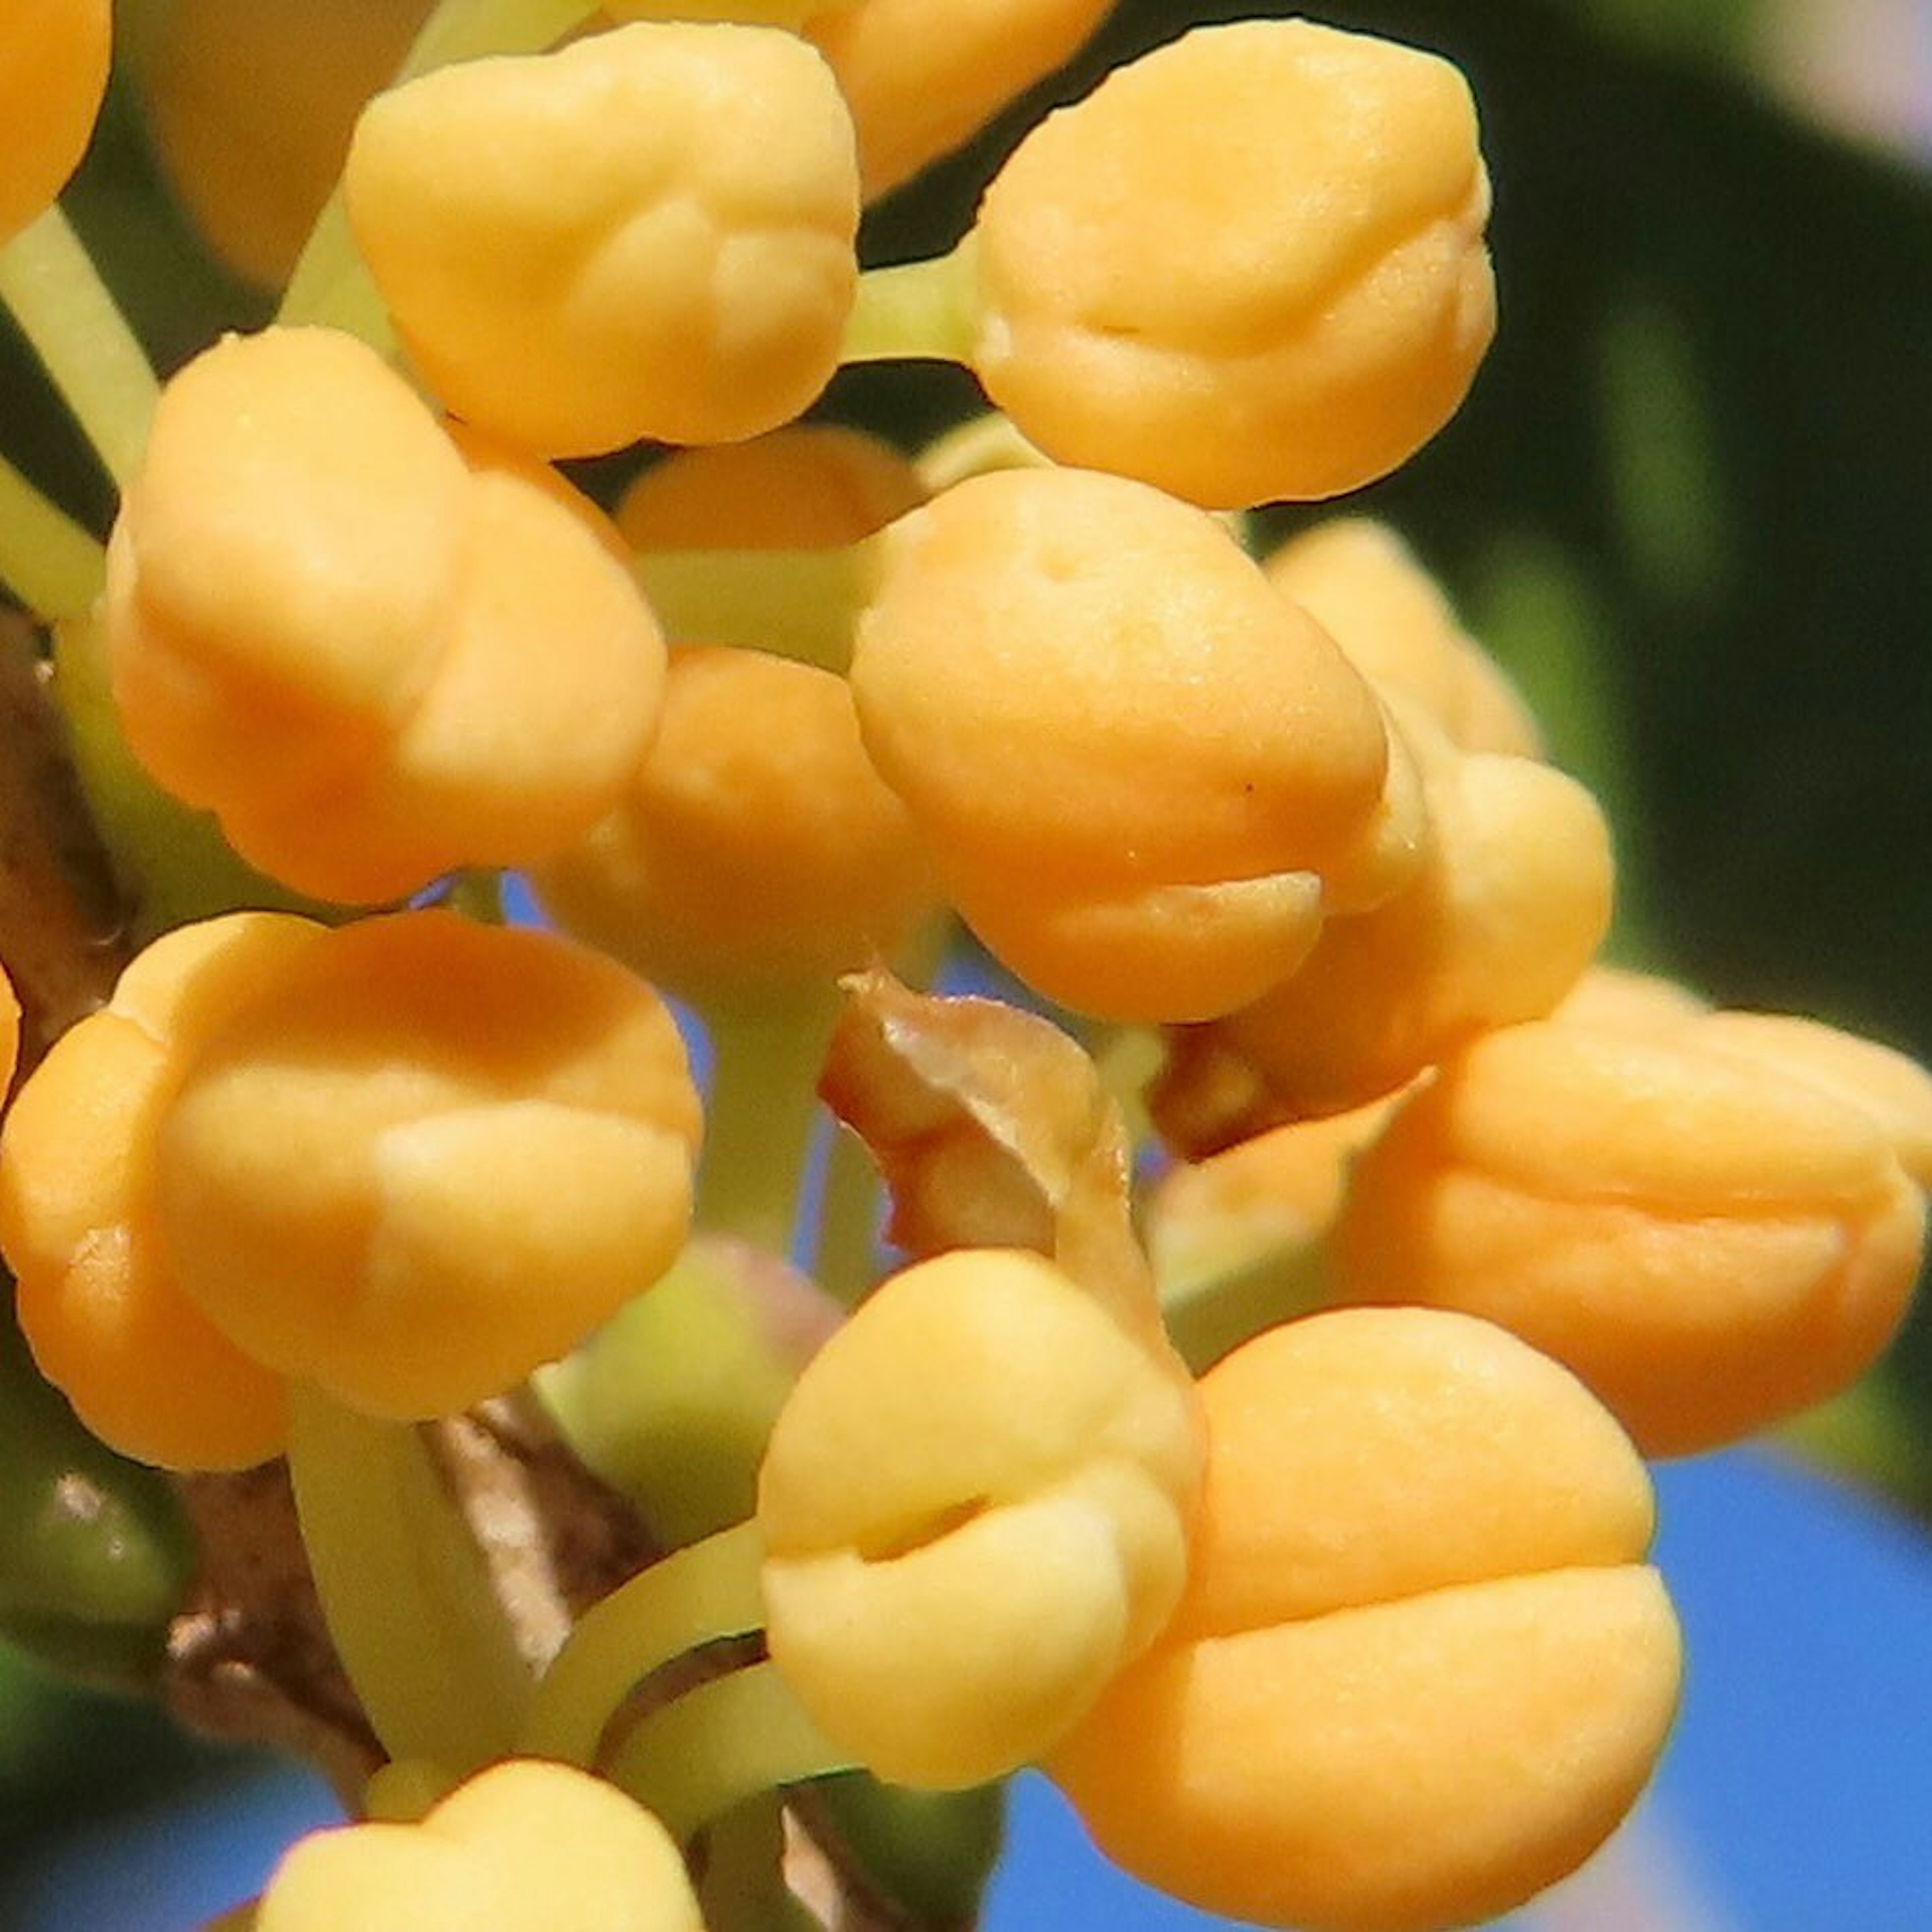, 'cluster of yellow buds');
0,4,1922,1930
